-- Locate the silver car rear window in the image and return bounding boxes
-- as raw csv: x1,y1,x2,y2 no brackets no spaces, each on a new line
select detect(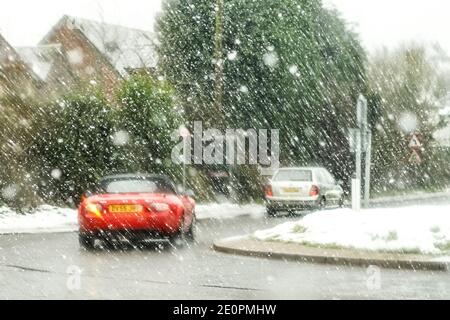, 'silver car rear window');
273,170,312,182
